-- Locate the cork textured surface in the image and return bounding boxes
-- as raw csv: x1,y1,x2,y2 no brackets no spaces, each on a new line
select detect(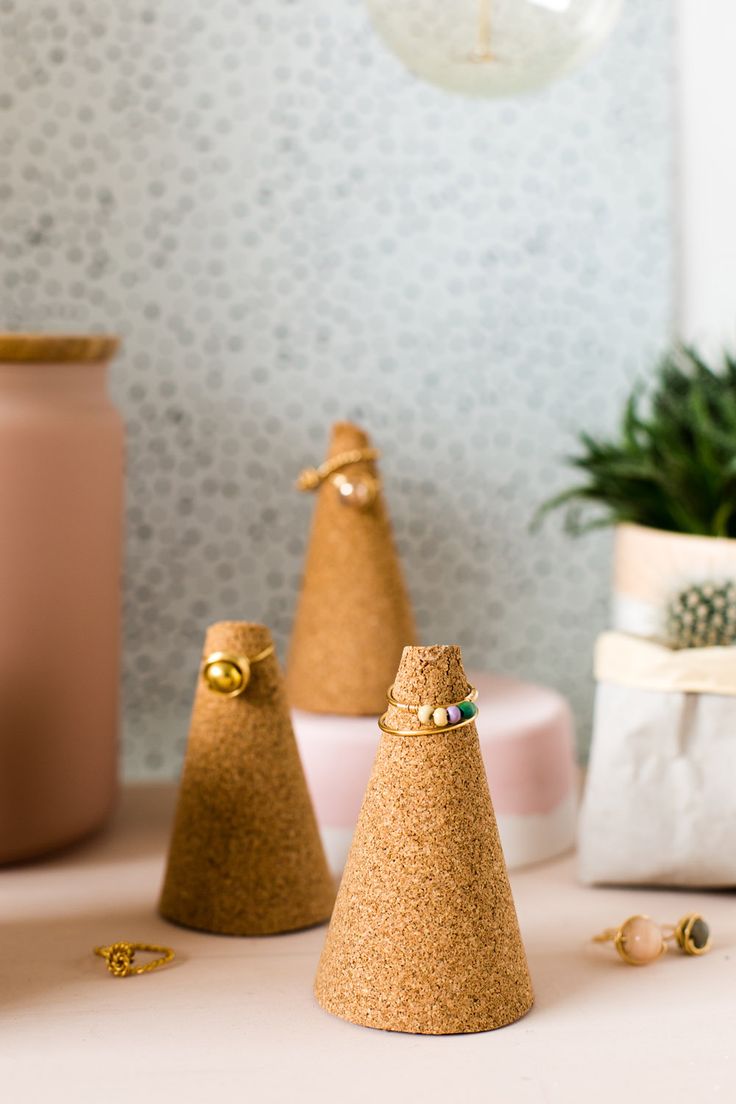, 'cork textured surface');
314,644,534,1033
160,621,334,935
287,422,417,715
